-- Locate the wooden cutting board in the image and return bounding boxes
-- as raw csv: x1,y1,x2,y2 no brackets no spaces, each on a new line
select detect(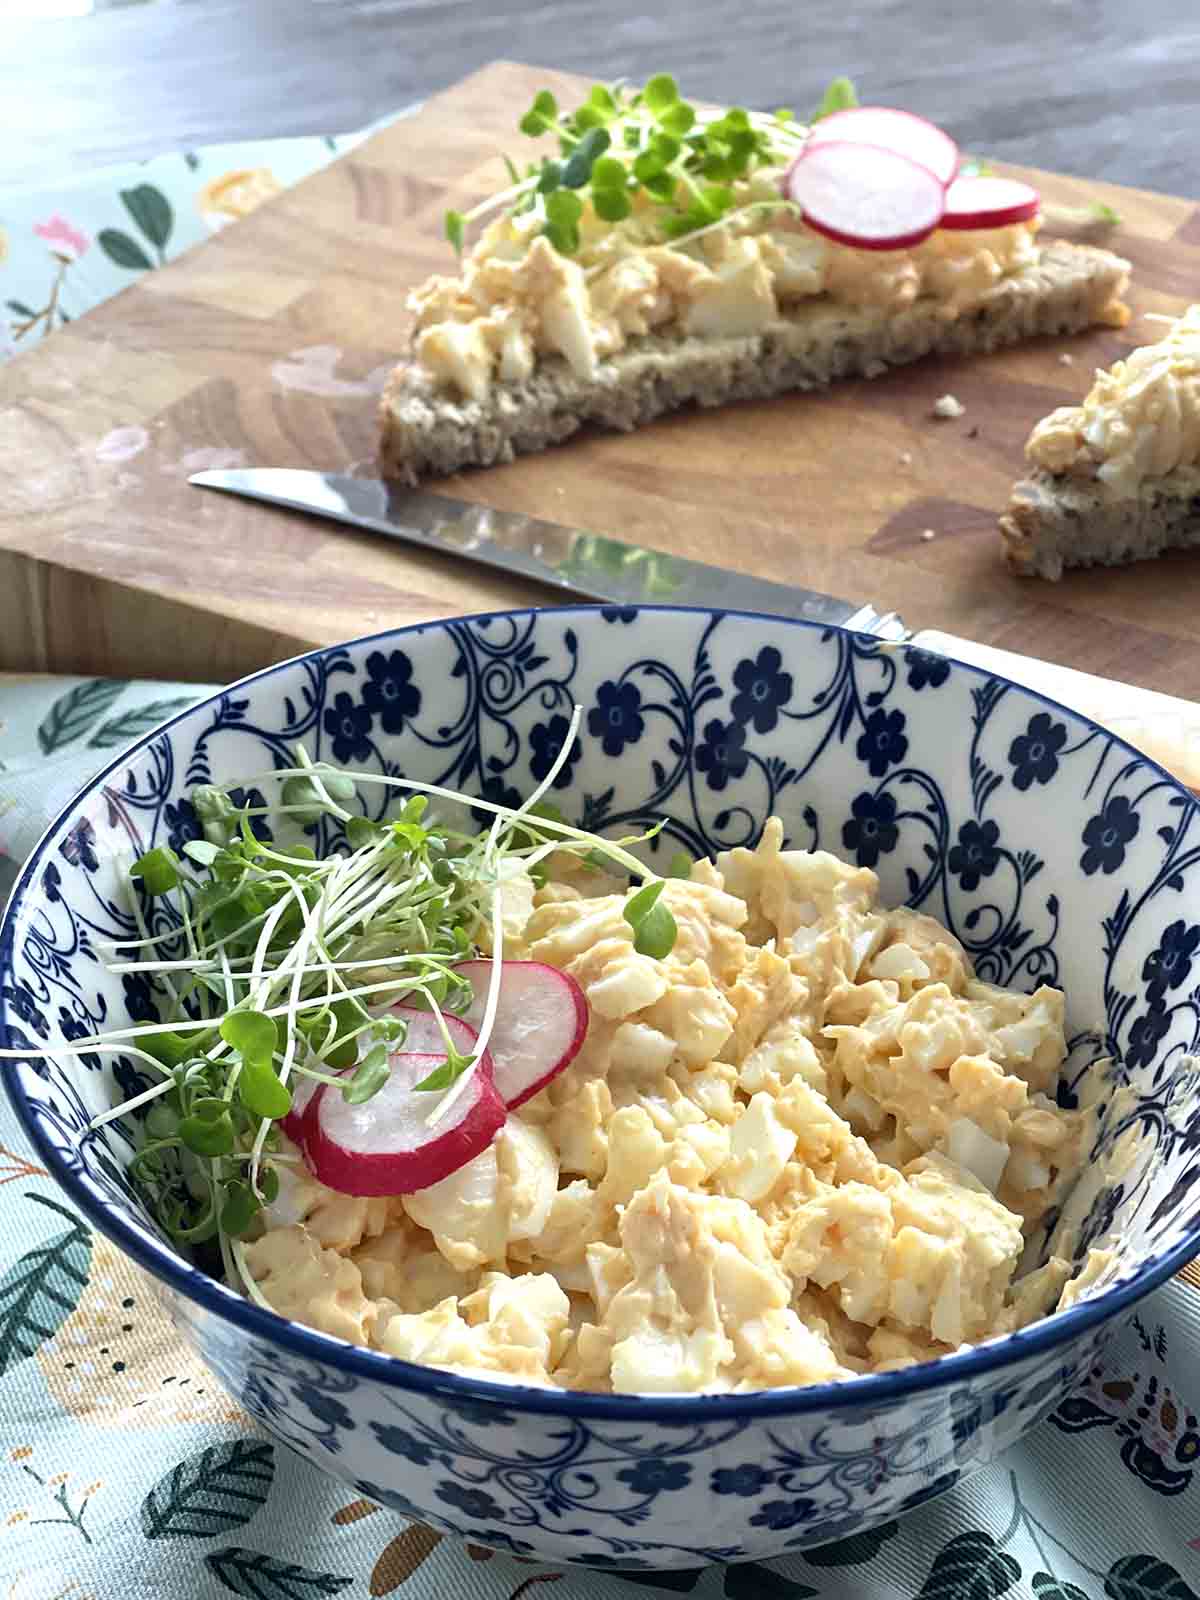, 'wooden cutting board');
3,60,1199,690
